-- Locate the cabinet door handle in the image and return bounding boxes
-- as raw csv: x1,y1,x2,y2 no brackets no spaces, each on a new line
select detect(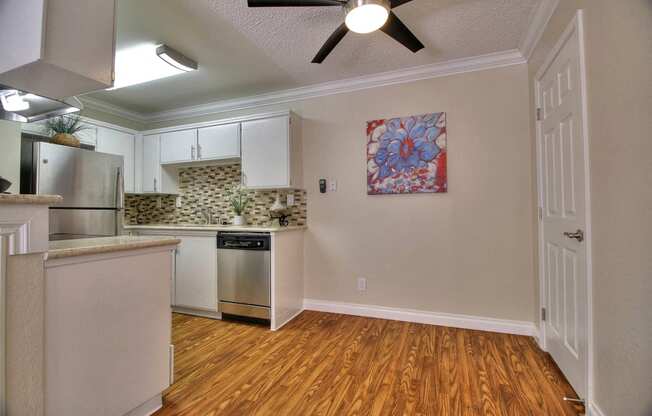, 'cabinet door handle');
191,145,196,160
197,144,202,159
153,177,157,192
